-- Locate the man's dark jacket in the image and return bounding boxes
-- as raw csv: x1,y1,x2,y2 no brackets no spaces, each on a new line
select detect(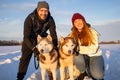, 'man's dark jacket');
23,9,58,50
